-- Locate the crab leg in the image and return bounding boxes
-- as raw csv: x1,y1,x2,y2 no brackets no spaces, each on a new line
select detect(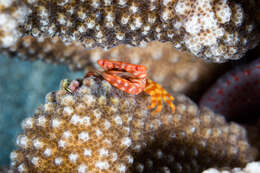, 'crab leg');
144,79,175,113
